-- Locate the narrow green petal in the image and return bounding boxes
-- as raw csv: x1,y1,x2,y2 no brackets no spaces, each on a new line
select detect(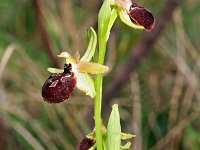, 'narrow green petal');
107,104,121,150
76,73,96,98
80,27,97,62
121,132,136,140
119,9,144,30
121,142,132,150
47,68,63,73
57,52,76,64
